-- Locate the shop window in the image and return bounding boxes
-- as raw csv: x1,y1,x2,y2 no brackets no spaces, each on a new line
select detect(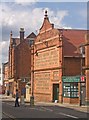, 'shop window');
63,82,78,98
